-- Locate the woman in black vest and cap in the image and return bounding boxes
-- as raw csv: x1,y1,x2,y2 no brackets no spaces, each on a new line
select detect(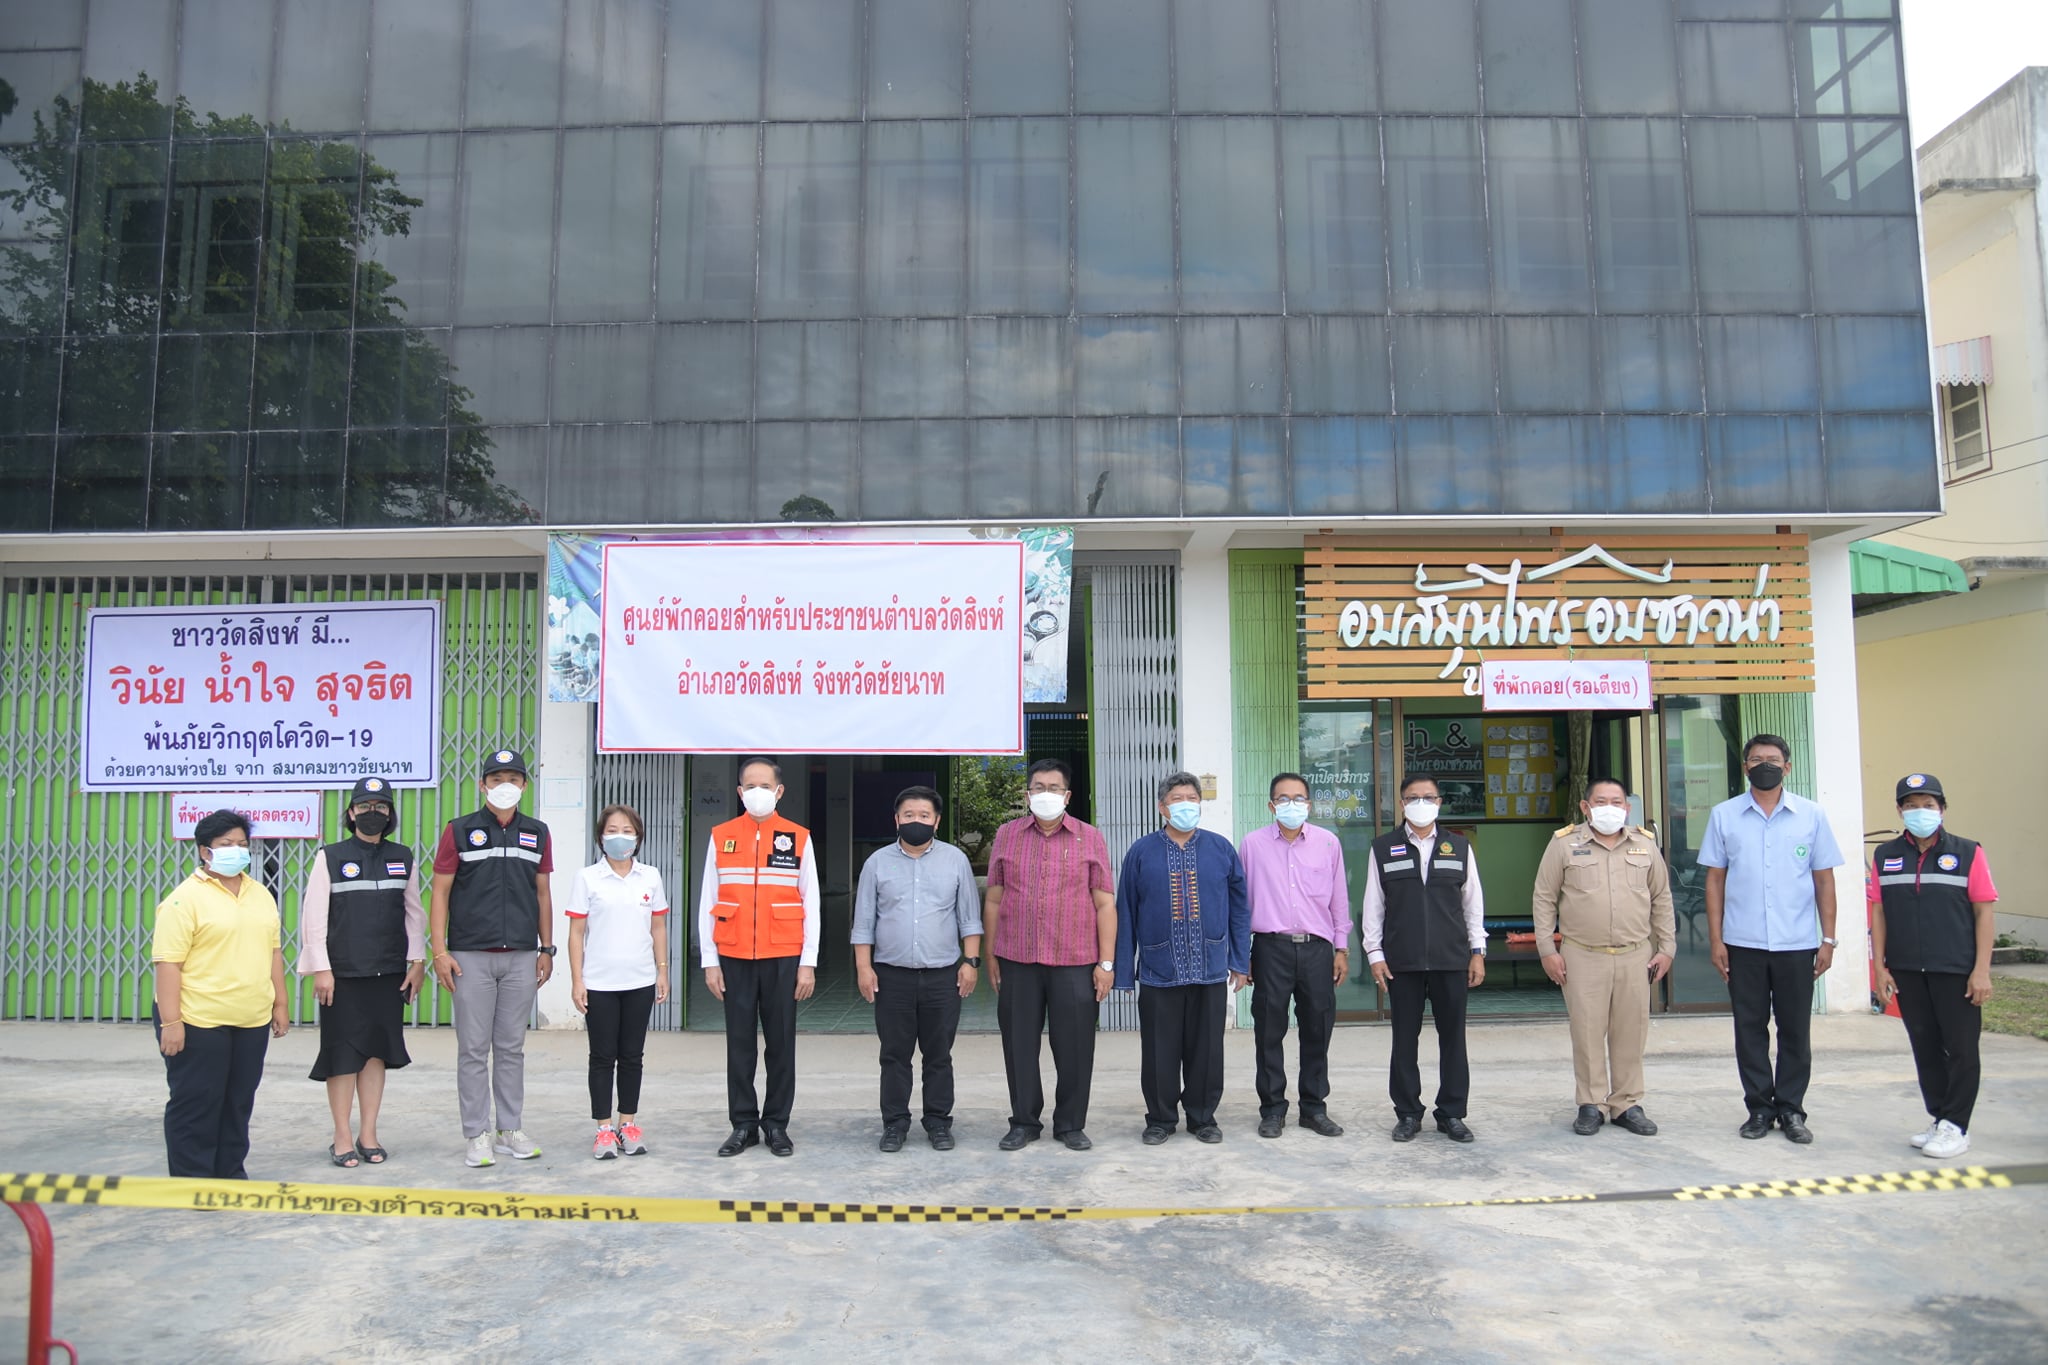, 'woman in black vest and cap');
297,776,426,1167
